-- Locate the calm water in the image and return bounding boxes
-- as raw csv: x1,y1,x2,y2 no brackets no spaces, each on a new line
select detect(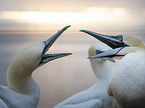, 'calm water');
0,30,145,108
